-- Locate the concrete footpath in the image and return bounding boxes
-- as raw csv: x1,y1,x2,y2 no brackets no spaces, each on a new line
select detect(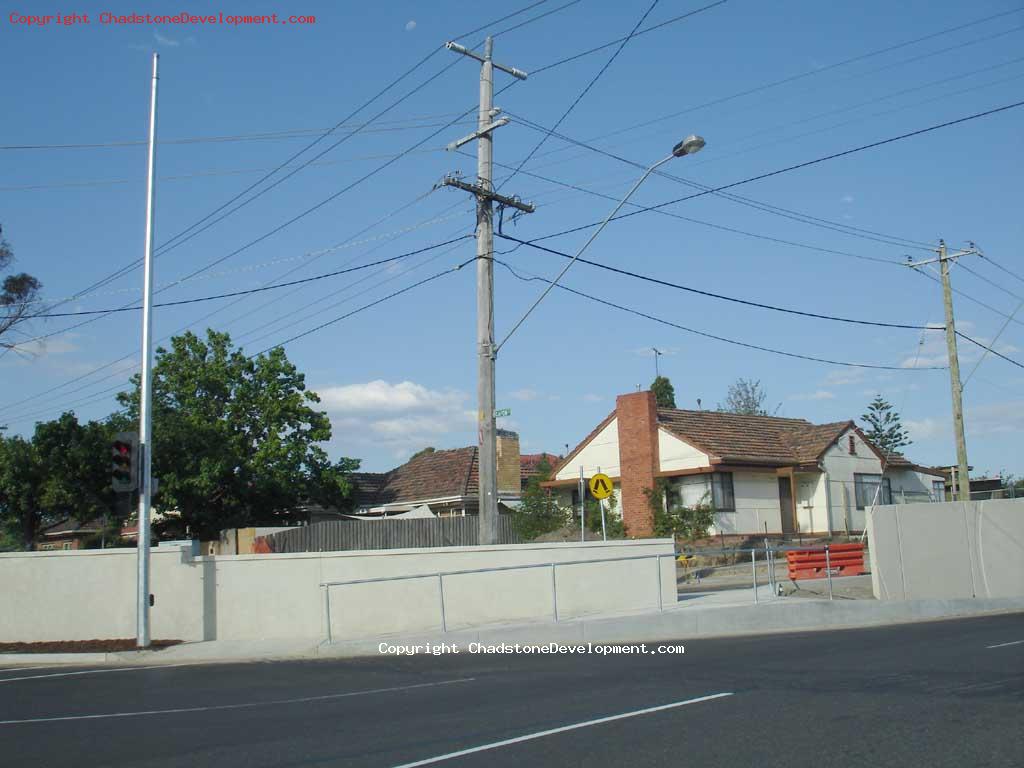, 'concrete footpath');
2,593,1022,667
